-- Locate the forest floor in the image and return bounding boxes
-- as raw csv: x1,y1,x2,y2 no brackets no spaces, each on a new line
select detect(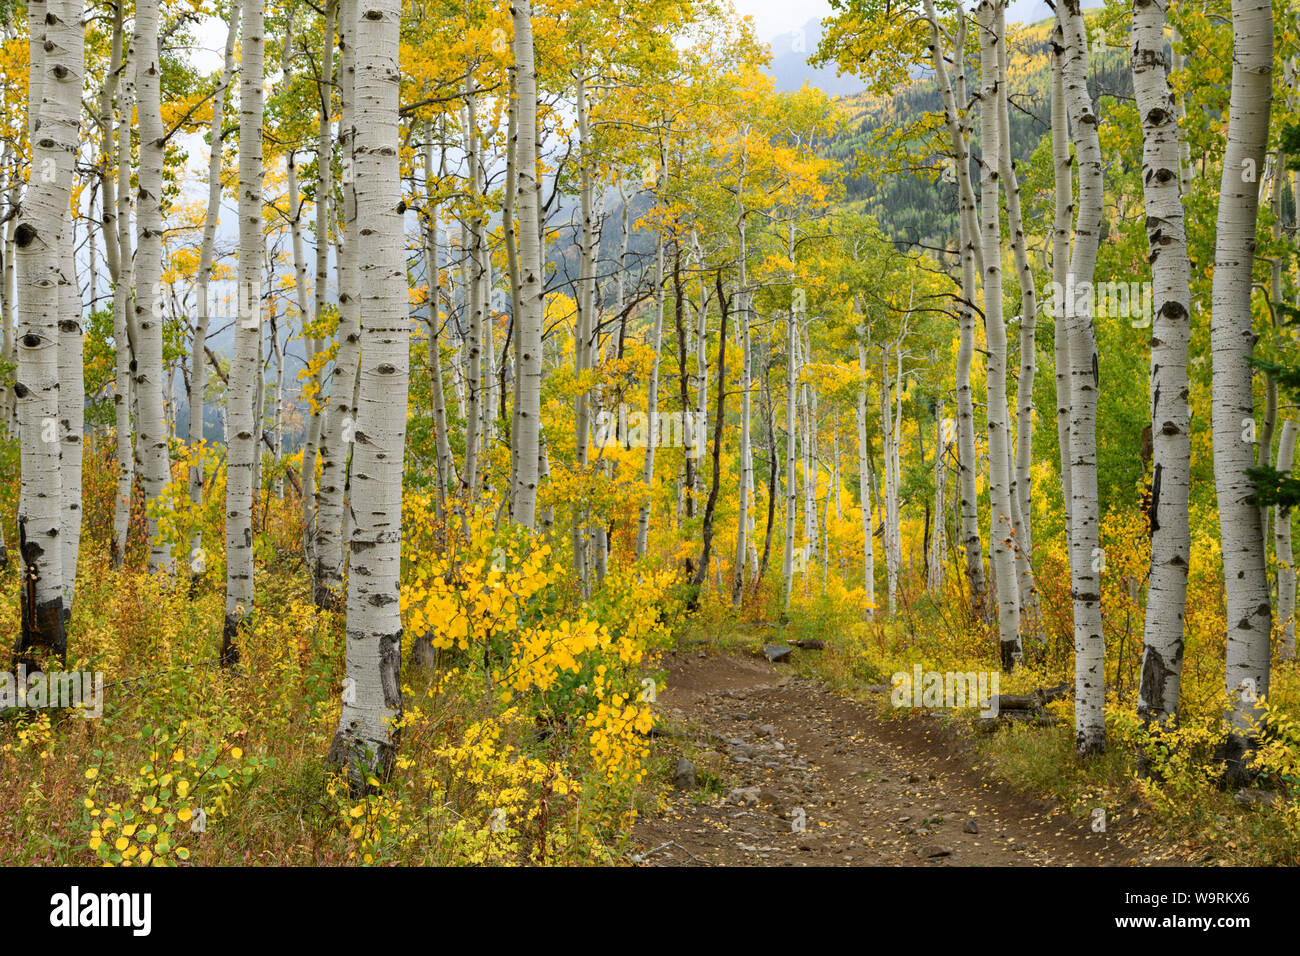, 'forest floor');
632,646,1183,867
